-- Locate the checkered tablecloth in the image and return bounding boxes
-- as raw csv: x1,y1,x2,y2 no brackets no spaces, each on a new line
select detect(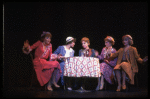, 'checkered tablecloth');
64,56,101,77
